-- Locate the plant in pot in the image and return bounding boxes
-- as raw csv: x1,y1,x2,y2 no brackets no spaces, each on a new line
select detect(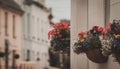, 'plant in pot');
110,20,120,63
83,26,108,63
73,31,88,54
73,26,109,63
48,21,70,51
100,23,114,57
